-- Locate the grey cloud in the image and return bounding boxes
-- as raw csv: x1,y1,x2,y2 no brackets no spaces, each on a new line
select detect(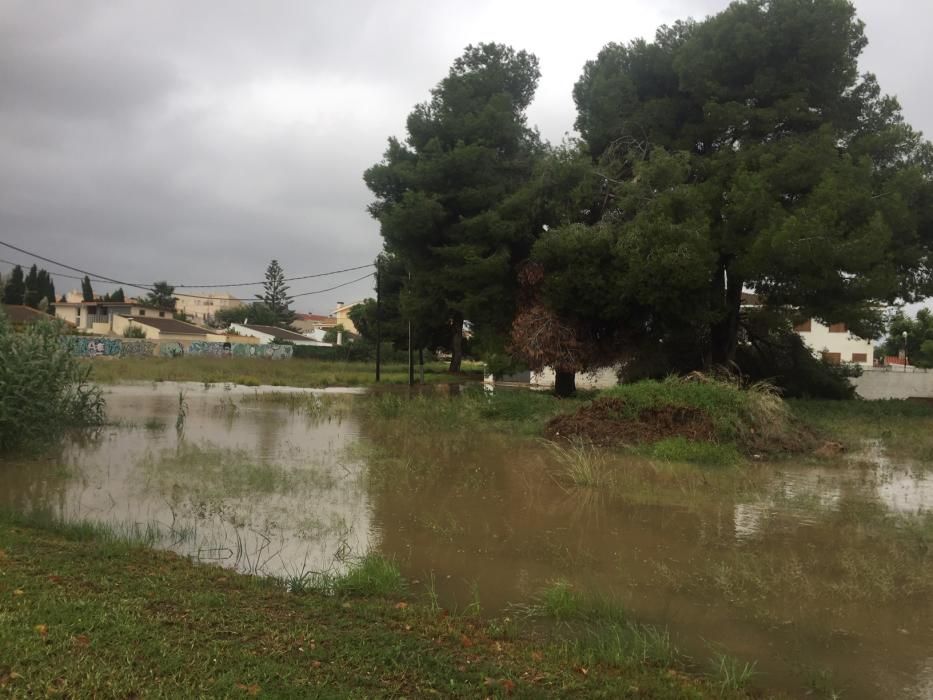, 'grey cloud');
1,0,931,313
